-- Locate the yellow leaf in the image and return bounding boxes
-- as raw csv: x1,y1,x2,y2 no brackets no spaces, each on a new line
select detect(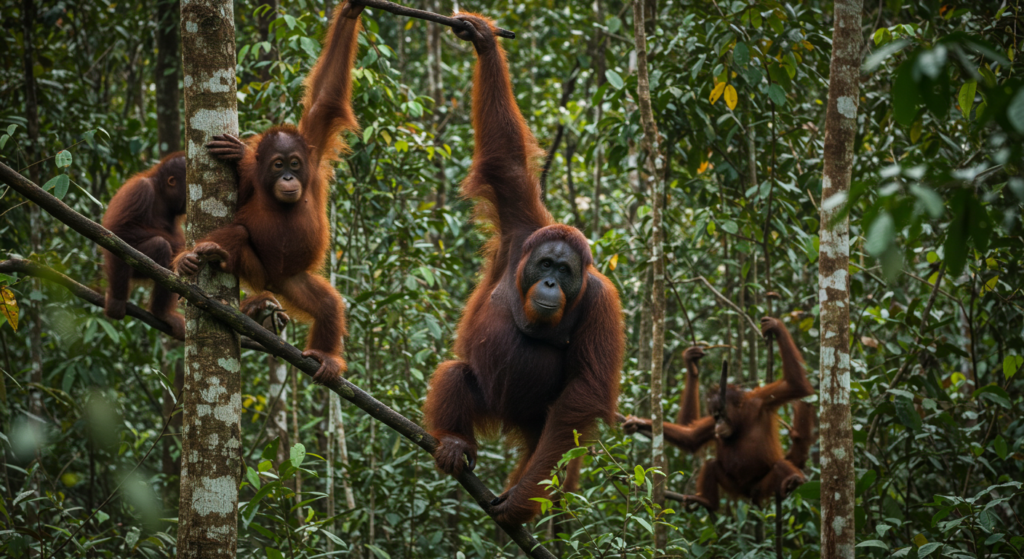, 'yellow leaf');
697,160,710,174
404,19,414,30
910,118,923,143
982,275,998,294
799,317,814,332
608,254,619,271
950,372,966,385
724,85,738,110
0,286,18,332
709,81,727,104
914,534,929,547
802,40,814,51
